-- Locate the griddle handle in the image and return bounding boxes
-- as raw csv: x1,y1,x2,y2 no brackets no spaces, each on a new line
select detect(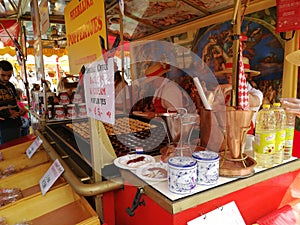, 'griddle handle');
126,187,145,216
